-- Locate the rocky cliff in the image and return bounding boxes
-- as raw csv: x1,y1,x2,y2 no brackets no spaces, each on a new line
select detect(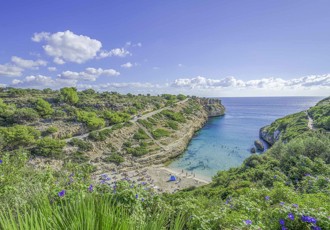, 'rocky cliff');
198,98,225,117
